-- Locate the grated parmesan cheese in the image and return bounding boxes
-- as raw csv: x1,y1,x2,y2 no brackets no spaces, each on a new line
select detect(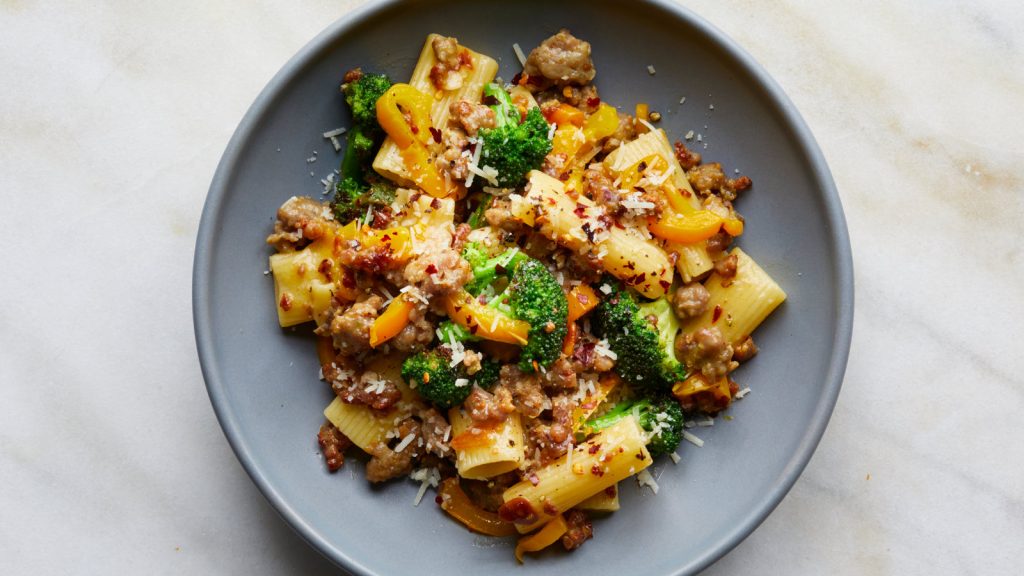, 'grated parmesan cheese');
637,469,659,493
512,43,527,67
395,433,416,453
735,387,751,399
647,64,656,75
464,142,484,188
669,452,681,464
682,430,704,448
